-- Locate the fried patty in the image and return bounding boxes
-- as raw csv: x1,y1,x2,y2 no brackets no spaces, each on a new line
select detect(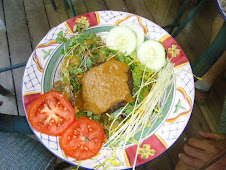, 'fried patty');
81,60,134,115
106,69,133,113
